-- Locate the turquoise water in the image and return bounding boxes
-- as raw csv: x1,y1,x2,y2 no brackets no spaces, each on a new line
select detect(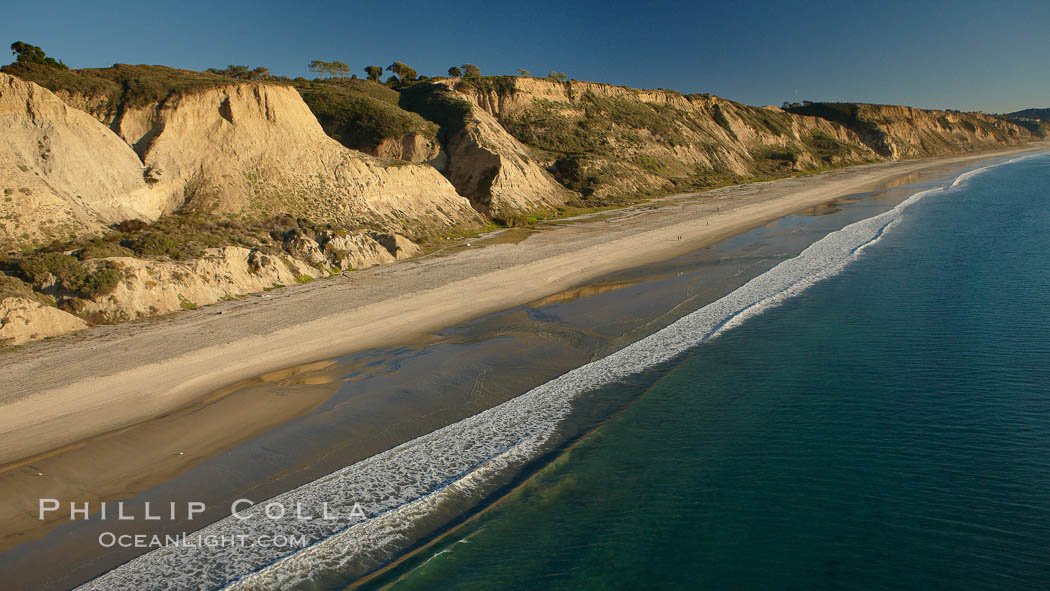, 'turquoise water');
361,156,1050,591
